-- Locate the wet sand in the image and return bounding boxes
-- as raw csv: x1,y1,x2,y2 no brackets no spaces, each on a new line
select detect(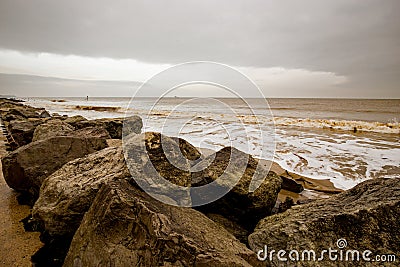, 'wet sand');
0,132,42,266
